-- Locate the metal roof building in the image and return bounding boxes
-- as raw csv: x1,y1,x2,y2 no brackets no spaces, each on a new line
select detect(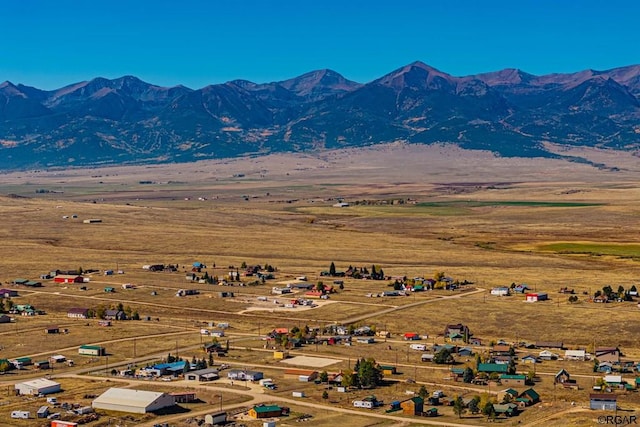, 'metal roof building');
15,378,61,395
92,387,175,414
